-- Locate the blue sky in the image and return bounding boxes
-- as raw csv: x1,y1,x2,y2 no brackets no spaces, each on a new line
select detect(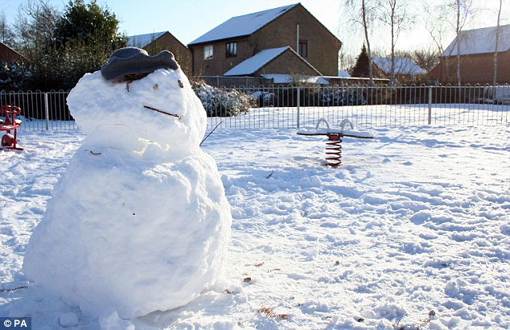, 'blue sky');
2,0,341,45
2,0,509,64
